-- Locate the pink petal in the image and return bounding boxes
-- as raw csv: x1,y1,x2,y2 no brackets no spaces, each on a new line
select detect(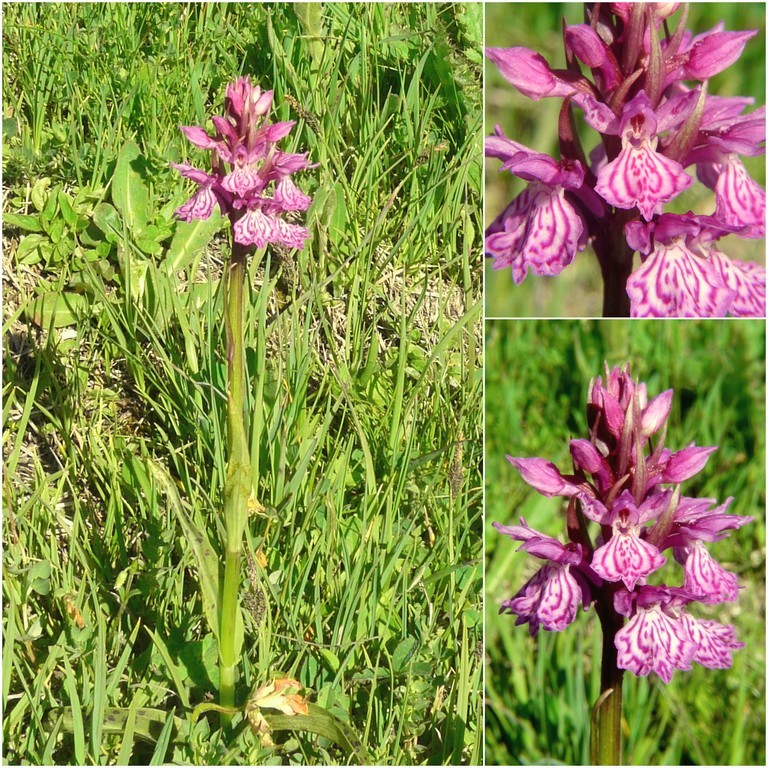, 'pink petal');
615,605,696,683
627,243,736,317
710,251,766,318
180,125,220,150
680,541,739,603
591,532,666,591
596,143,692,221
662,444,717,482
486,47,577,100
175,186,217,221
502,563,582,635
684,29,757,80
222,167,262,197
506,456,578,497
485,183,583,284
233,207,276,248
714,157,766,238
681,614,745,669
274,217,310,249
274,177,312,211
